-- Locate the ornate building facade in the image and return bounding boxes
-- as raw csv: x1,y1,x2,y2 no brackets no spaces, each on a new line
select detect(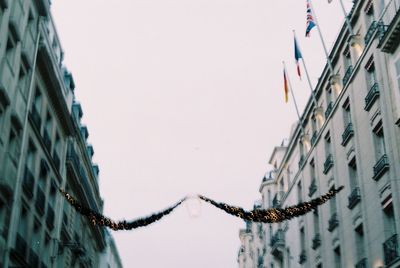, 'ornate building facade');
238,0,400,267
0,0,122,267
